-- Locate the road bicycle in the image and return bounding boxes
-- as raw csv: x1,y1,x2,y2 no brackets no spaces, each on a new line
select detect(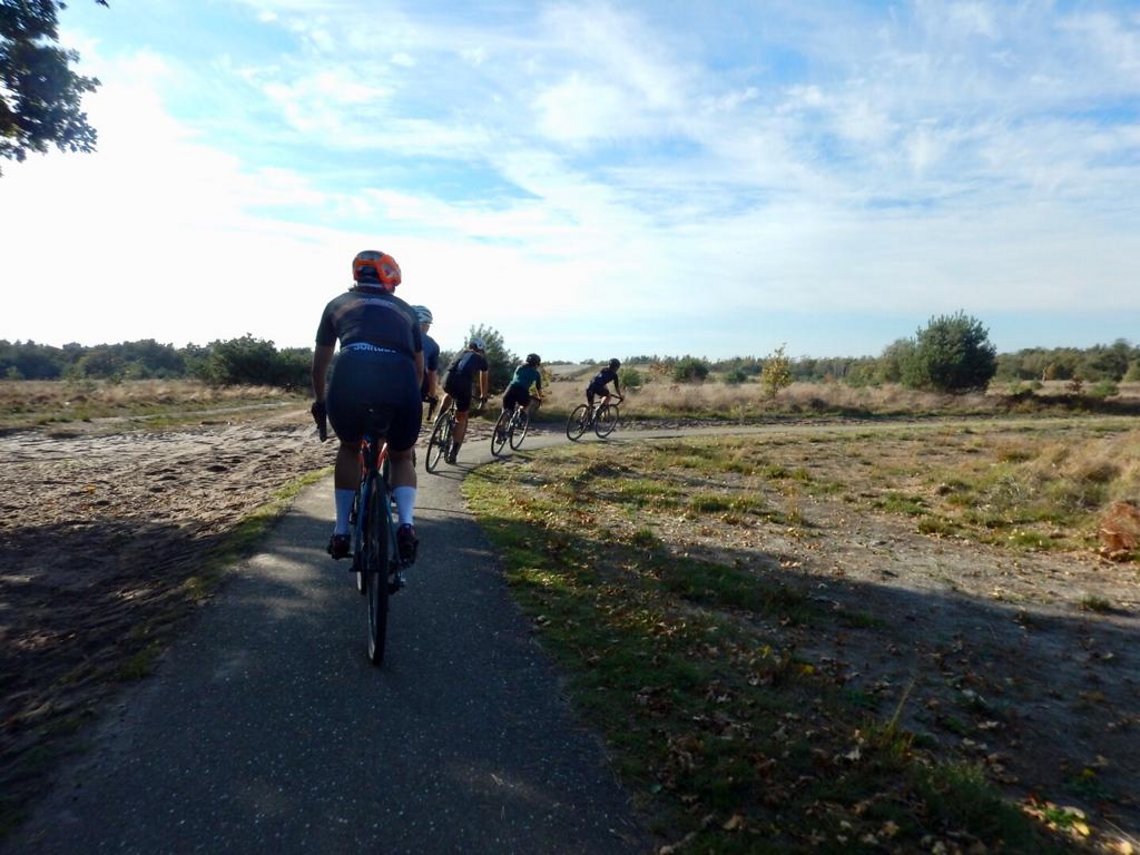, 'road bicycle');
425,397,488,471
425,401,457,473
491,399,538,456
348,407,406,666
566,395,622,441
